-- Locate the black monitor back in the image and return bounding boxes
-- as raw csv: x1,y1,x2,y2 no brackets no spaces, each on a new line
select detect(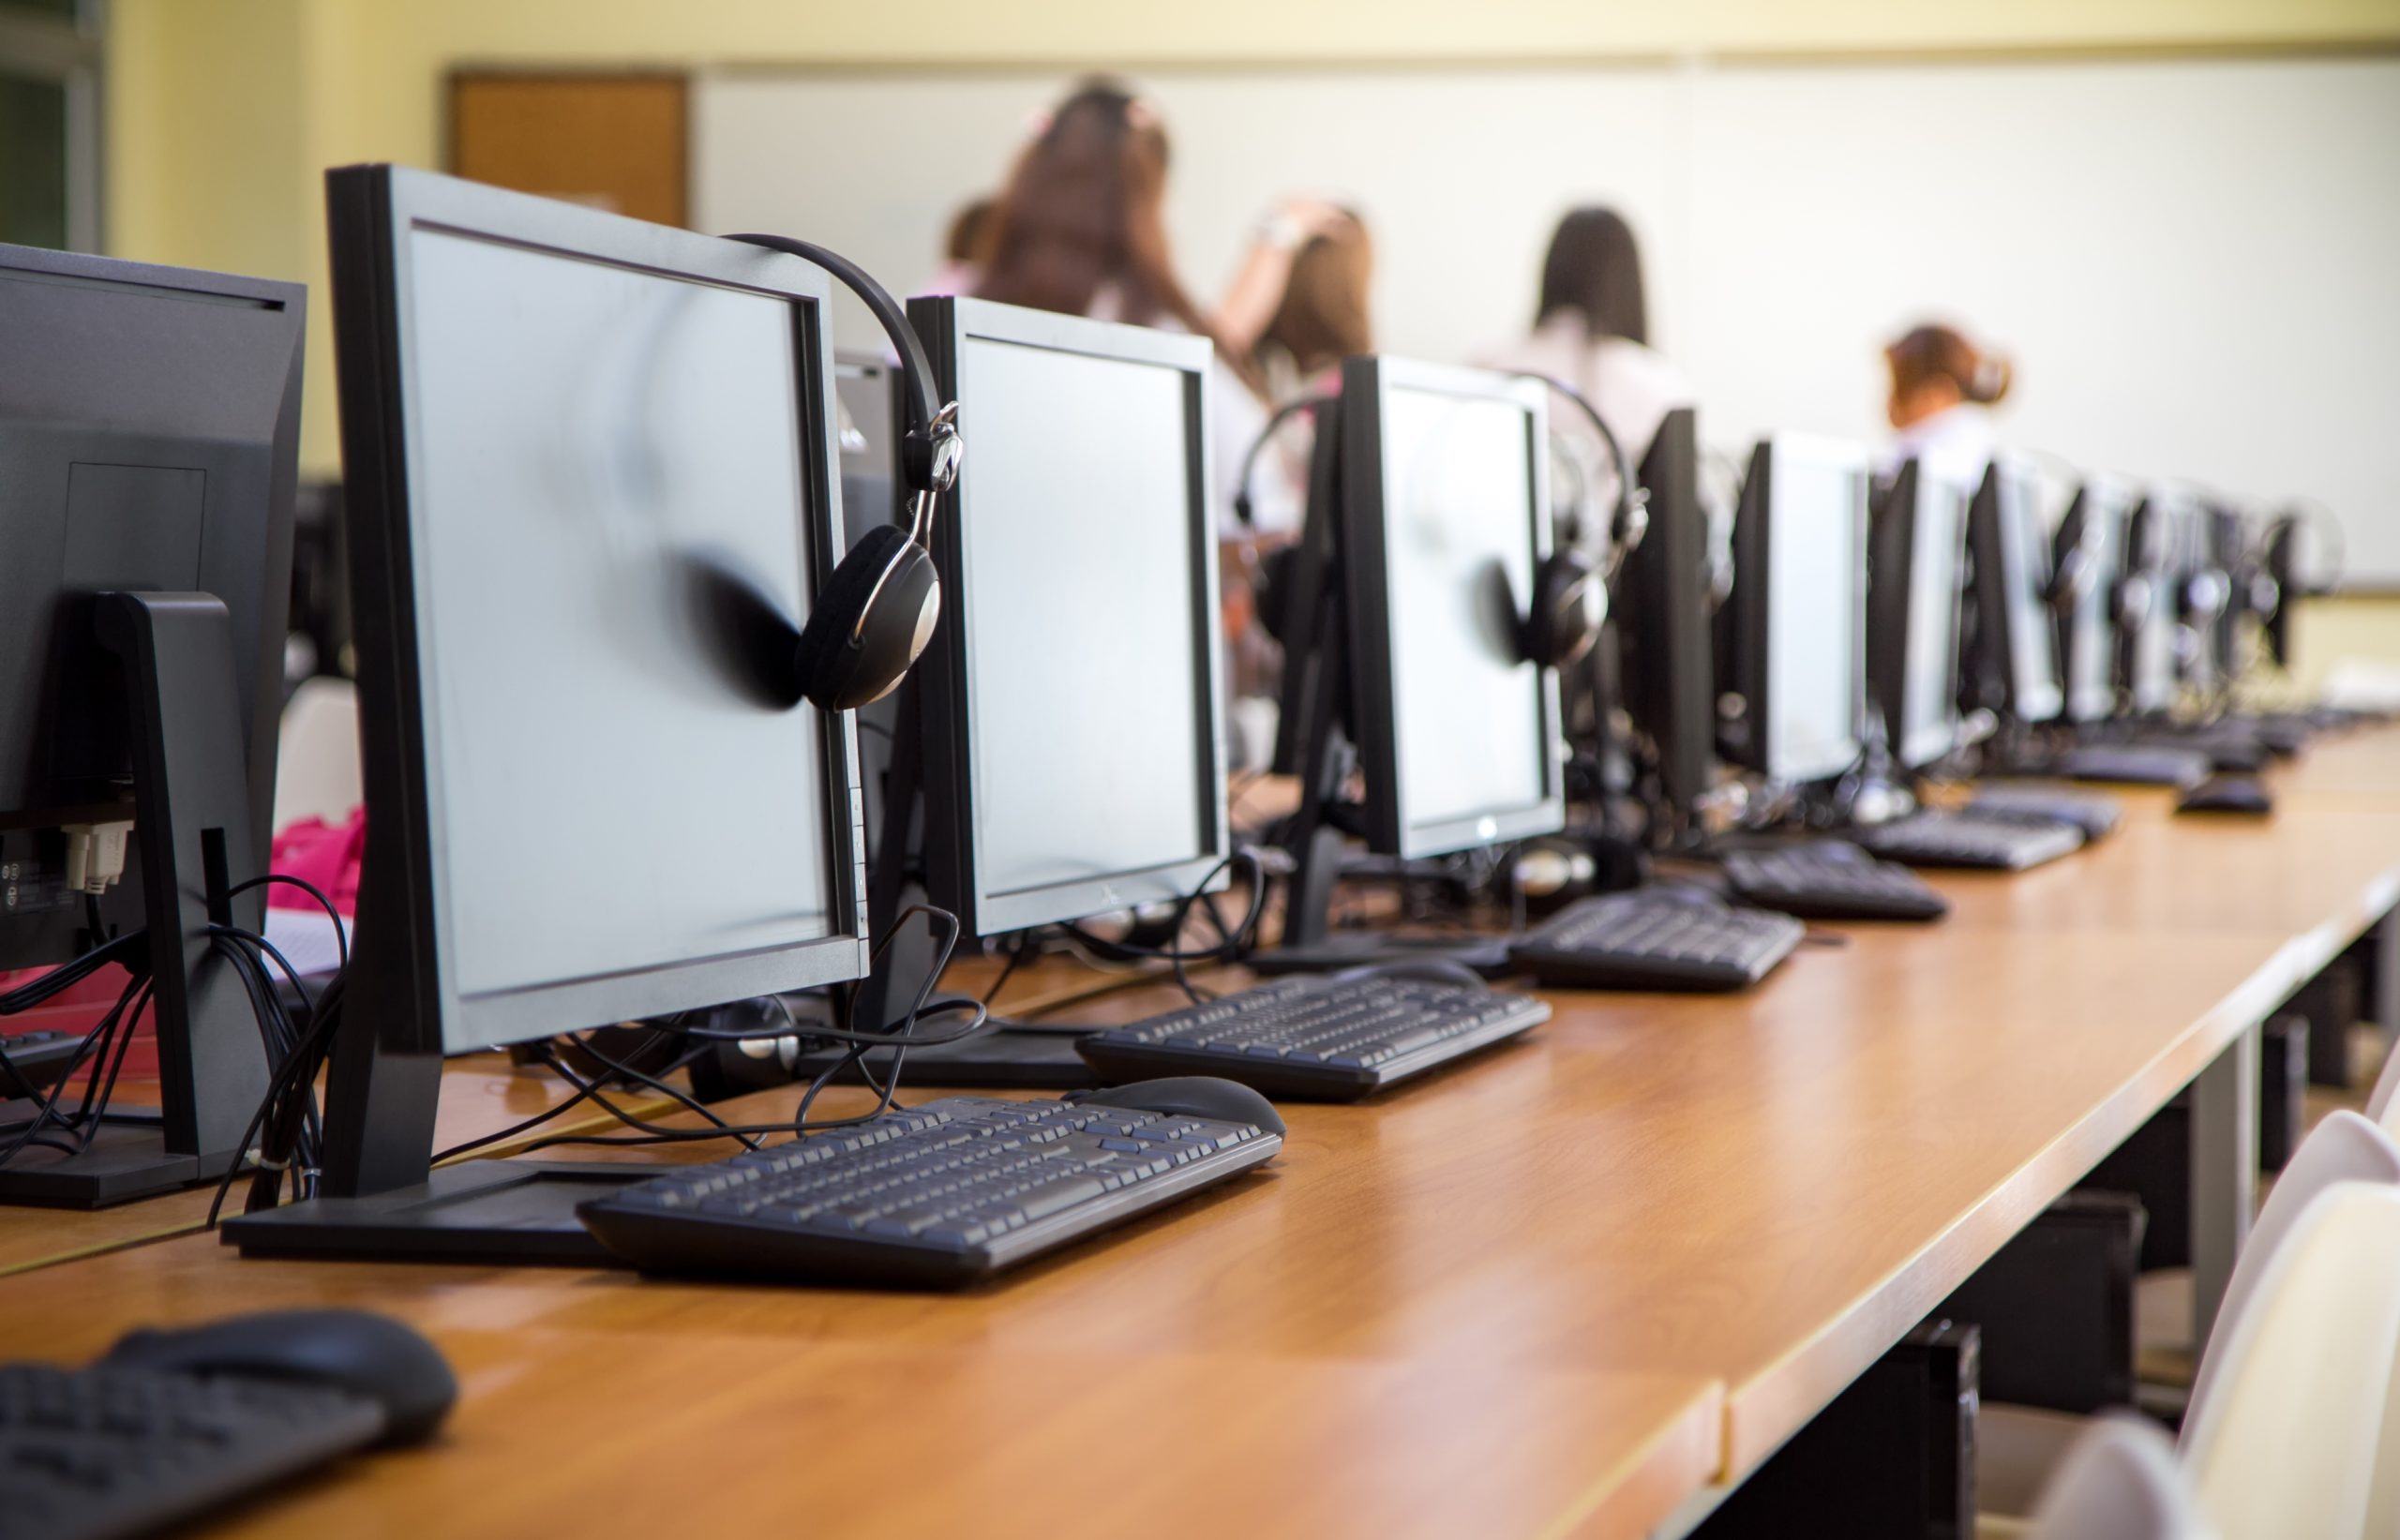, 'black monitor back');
0,245,301,969
1618,408,1715,826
